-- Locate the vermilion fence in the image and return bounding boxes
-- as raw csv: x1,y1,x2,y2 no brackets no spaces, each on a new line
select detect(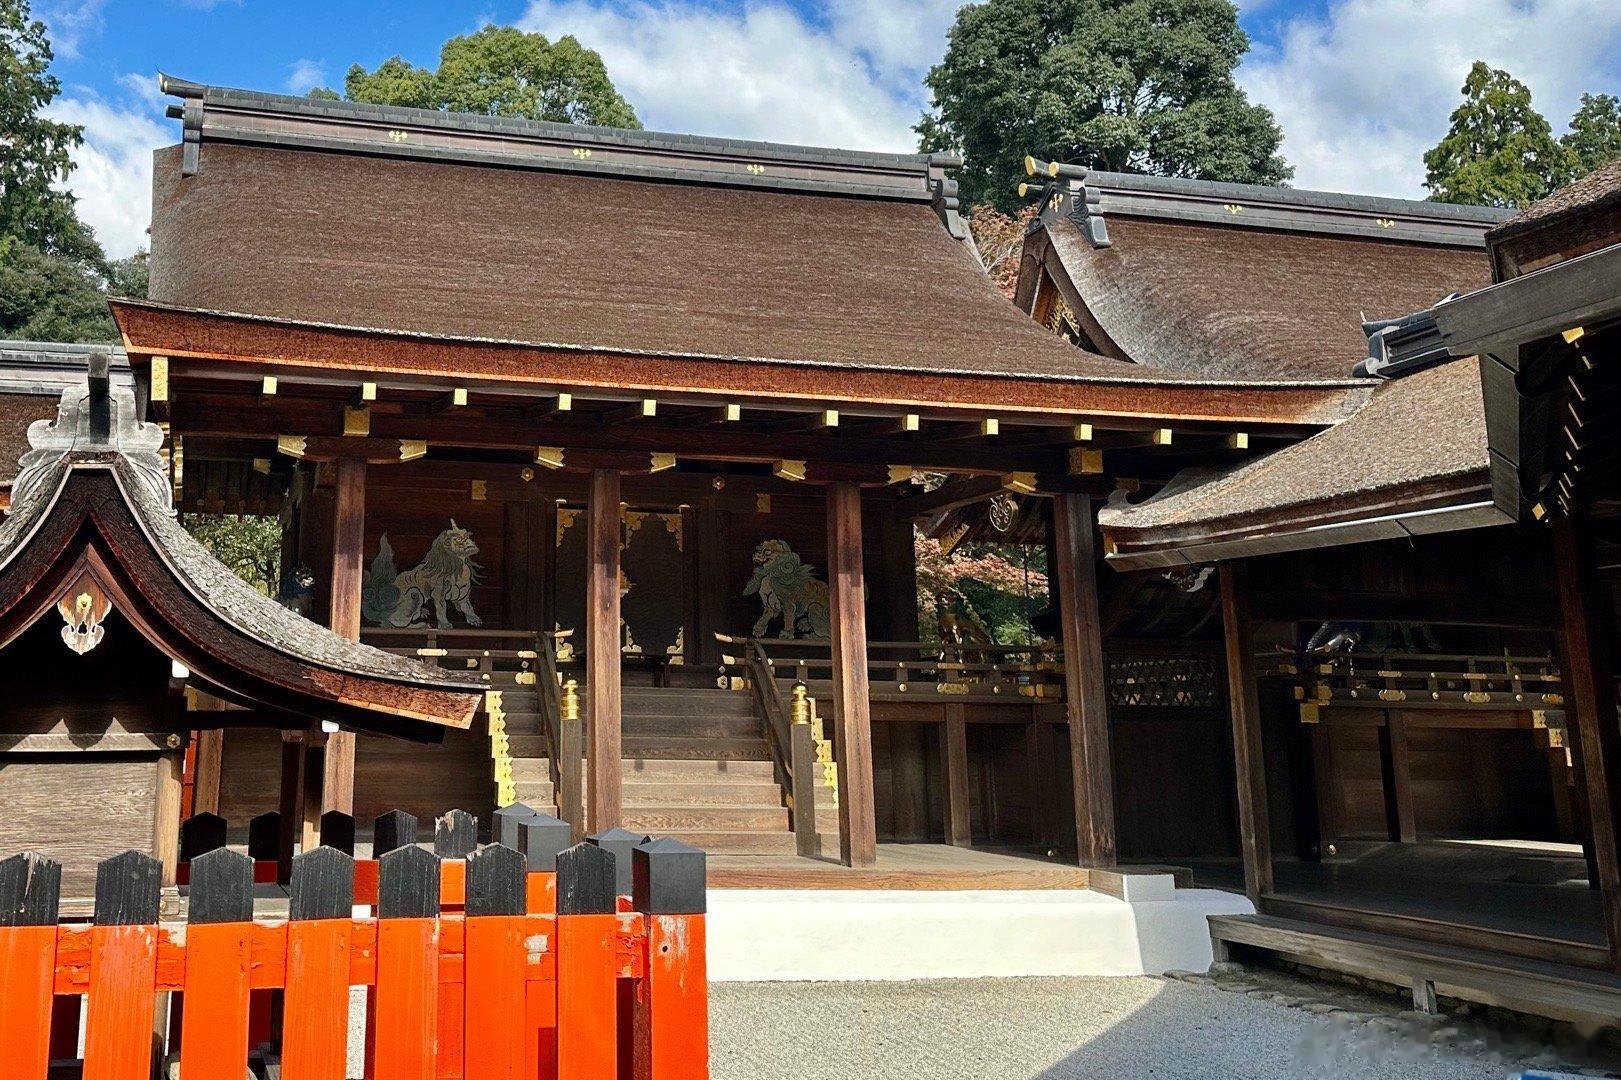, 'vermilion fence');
0,807,707,1080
